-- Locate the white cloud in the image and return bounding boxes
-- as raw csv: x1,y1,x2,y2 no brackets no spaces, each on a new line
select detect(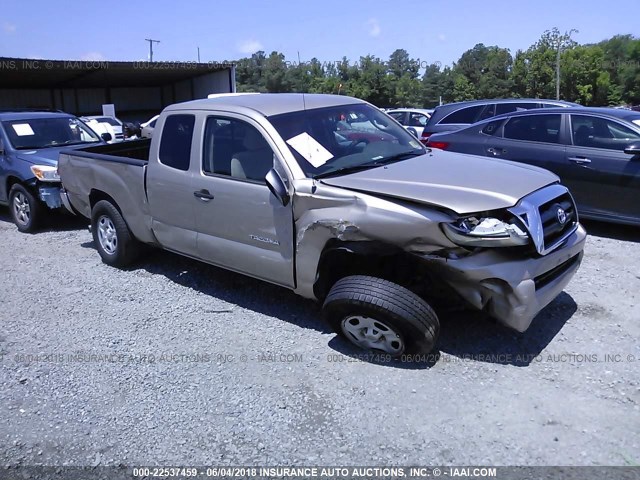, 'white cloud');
2,22,16,34
80,52,106,61
367,18,381,37
238,39,264,55
438,33,446,42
